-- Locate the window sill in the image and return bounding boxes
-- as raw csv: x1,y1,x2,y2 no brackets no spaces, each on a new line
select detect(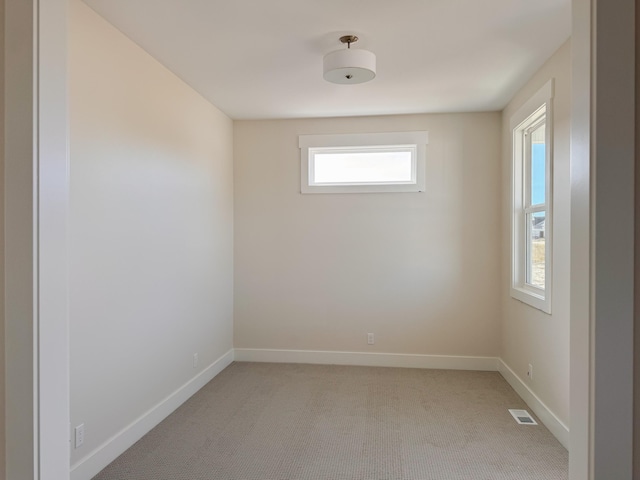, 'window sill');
511,286,551,314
